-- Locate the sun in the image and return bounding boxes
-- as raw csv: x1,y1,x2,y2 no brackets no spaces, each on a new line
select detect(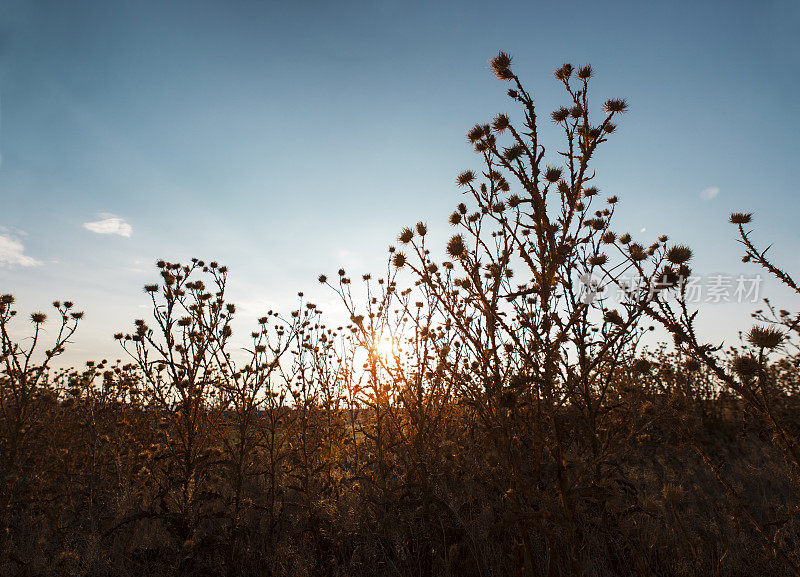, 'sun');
372,335,395,360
